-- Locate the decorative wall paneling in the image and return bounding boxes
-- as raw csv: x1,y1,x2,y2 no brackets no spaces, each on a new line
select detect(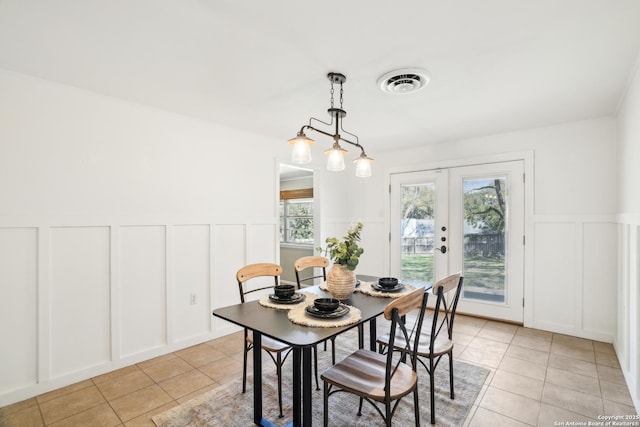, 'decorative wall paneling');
119,226,167,358
0,228,38,397
0,220,277,406
615,214,640,412
532,215,618,342
50,226,111,378
173,225,211,343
